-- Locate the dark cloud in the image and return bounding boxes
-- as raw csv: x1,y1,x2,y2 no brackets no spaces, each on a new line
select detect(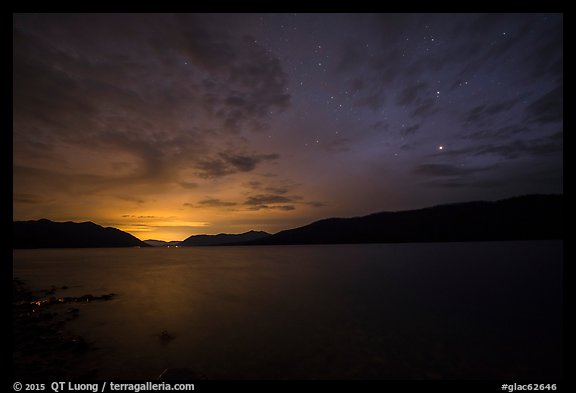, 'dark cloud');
413,164,489,177
247,205,295,211
469,125,530,140
400,142,417,151
503,136,562,159
410,99,438,119
243,194,305,211
371,121,390,132
13,13,290,191
463,97,522,127
243,177,325,208
396,82,428,106
524,85,563,124
435,132,562,160
336,39,364,73
244,181,293,195
354,94,386,111
423,178,508,189
201,47,291,131
116,196,146,205
244,195,294,206
179,182,199,189
521,16,563,80
413,162,524,191
463,105,487,126
484,99,521,116
245,181,263,189
197,198,238,207
224,153,279,172
323,137,352,153
401,124,420,136
265,186,290,195
13,193,51,204
422,179,468,188
196,152,279,178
